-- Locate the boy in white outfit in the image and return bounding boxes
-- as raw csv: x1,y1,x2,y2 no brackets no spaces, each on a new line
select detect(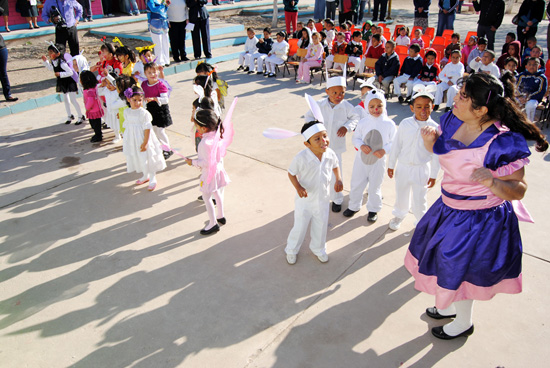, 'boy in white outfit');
468,50,500,78
434,50,464,111
343,89,396,222
387,85,440,231
285,121,343,265
304,71,359,212
237,28,259,72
